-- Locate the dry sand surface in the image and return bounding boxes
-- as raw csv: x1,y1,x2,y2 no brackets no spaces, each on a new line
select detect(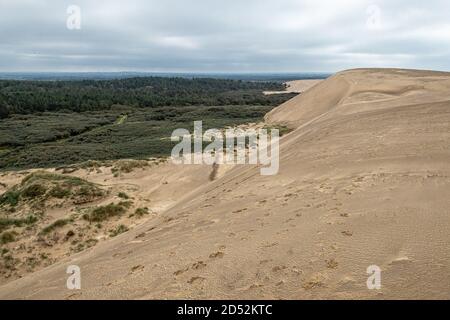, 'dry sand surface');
1,68,450,299
263,79,323,95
